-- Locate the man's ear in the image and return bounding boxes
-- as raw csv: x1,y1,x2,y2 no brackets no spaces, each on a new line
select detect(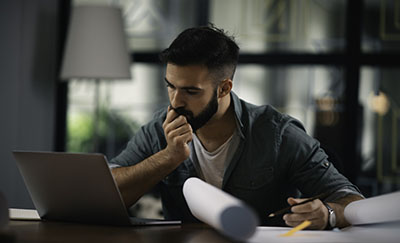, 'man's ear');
218,79,233,98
